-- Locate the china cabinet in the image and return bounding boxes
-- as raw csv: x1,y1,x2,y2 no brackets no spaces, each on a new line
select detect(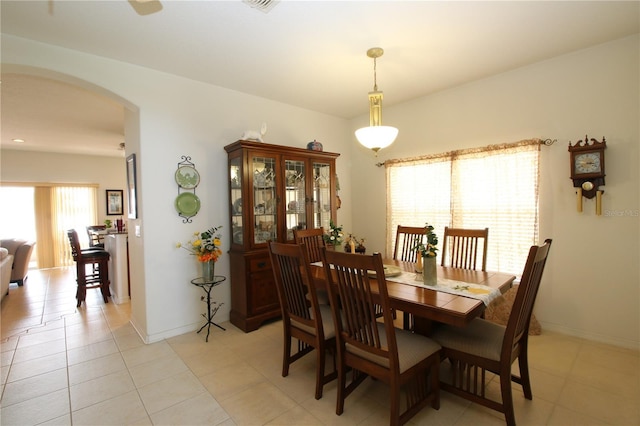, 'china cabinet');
224,140,339,332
